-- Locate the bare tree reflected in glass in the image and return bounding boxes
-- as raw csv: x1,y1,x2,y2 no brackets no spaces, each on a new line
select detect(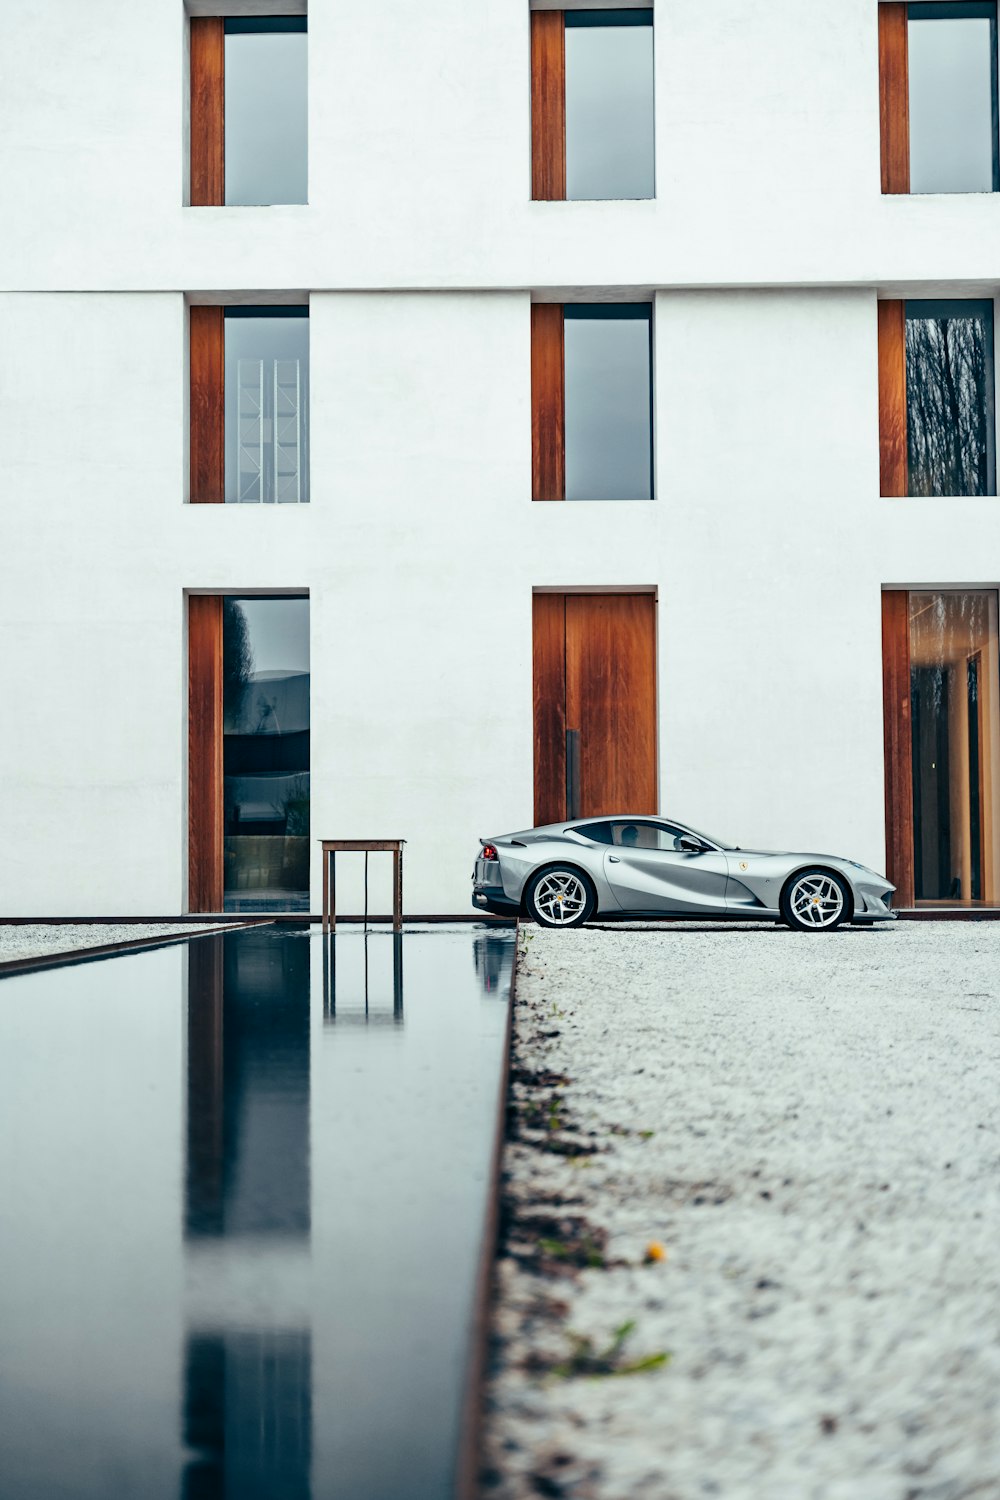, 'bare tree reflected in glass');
906,301,995,496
